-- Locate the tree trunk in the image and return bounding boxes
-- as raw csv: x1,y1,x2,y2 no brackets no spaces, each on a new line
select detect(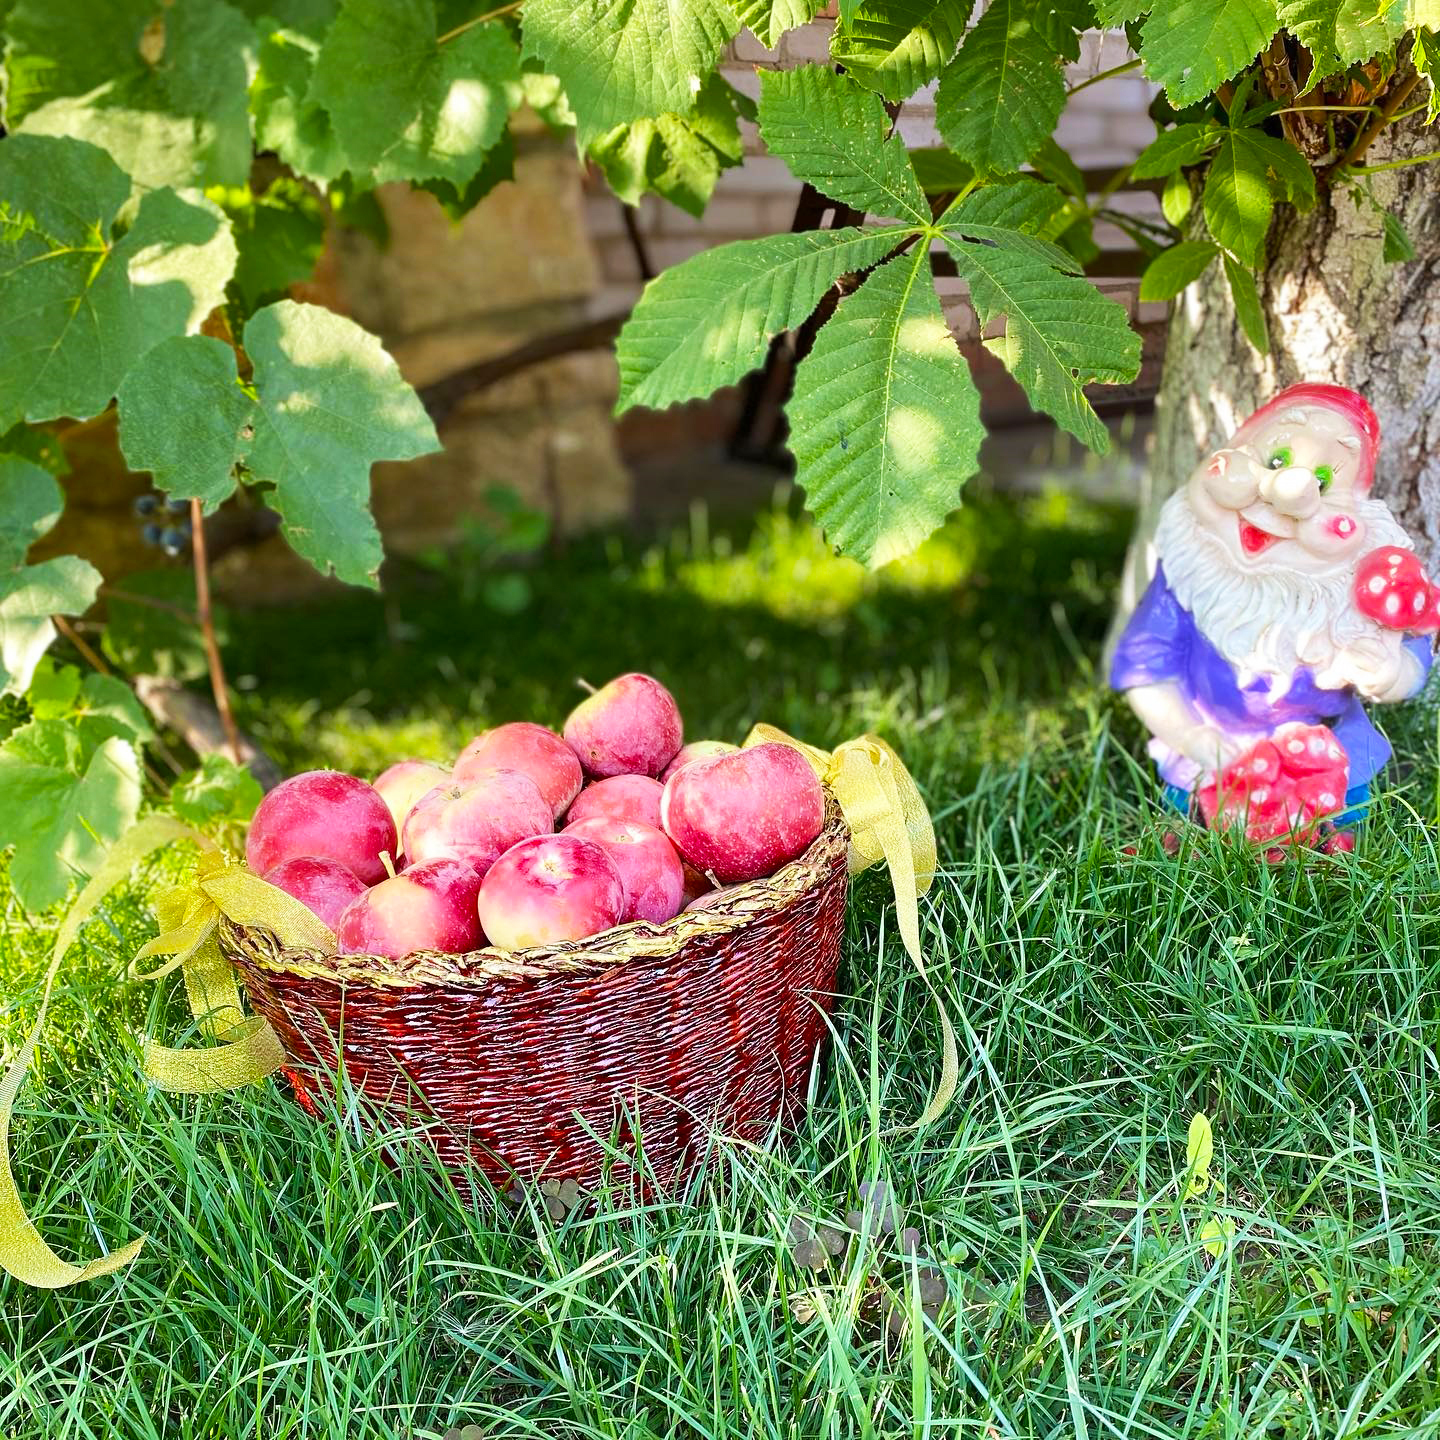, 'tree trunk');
1117,111,1440,625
